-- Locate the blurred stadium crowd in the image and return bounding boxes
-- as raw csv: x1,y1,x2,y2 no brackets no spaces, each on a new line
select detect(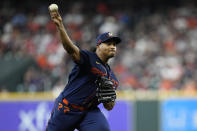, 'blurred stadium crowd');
0,0,197,92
